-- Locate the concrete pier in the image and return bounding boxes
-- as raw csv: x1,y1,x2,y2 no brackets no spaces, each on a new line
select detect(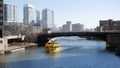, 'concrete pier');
0,35,37,54
106,34,120,51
